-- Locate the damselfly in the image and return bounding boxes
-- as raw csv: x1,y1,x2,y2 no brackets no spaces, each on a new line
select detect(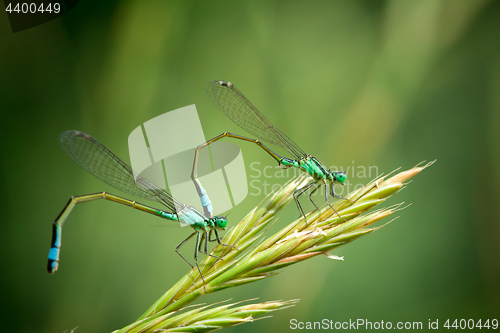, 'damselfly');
192,80,349,222
48,130,234,289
